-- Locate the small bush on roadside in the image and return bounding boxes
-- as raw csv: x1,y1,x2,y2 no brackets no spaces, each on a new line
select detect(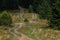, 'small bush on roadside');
0,11,12,26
